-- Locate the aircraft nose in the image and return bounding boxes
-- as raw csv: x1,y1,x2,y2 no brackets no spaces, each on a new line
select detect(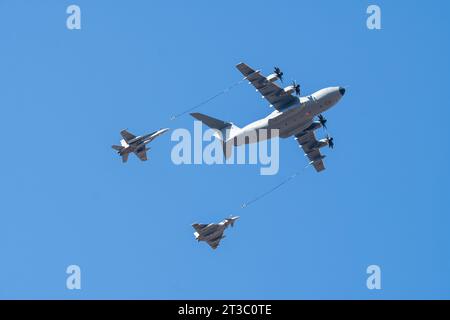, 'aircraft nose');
339,87,346,96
